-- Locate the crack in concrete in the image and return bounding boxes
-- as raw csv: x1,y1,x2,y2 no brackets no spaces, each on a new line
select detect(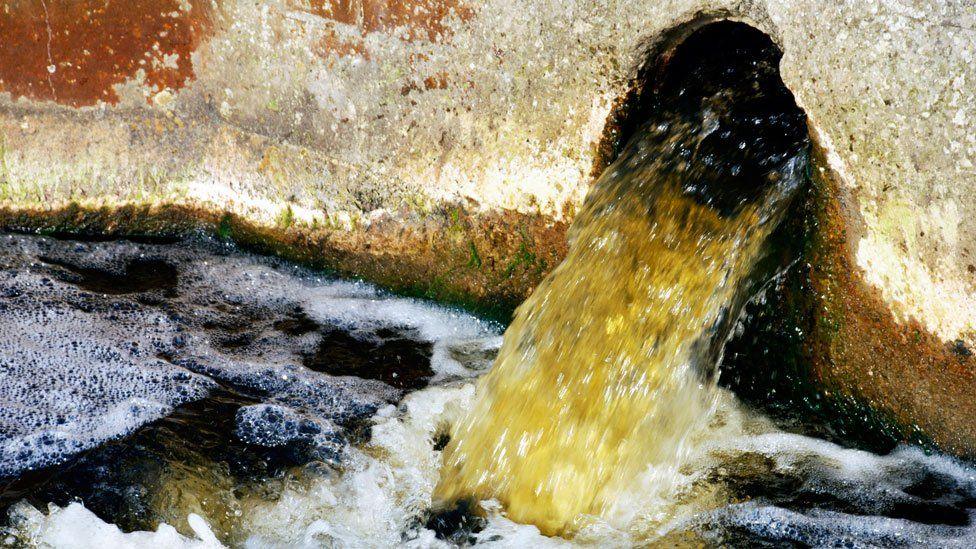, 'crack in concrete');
39,0,57,102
